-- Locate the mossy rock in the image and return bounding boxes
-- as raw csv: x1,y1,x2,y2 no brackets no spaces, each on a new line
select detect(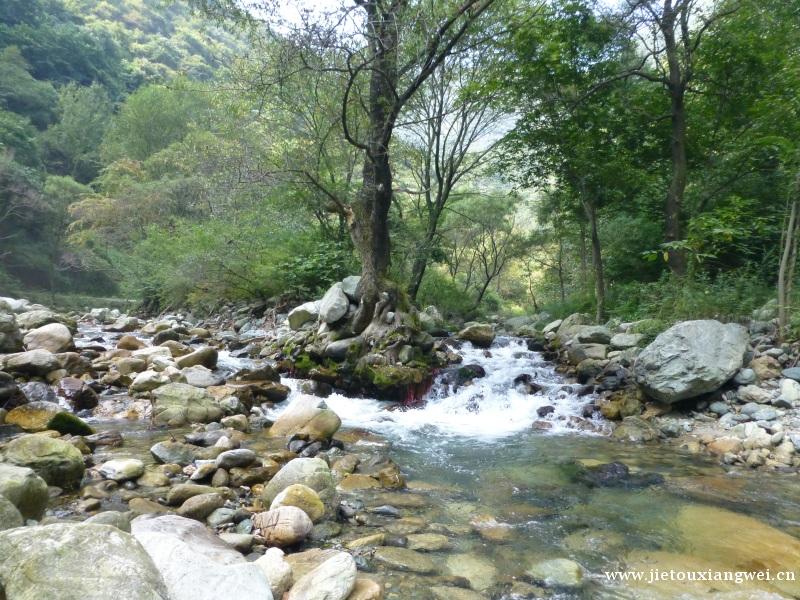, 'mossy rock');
47,412,94,436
